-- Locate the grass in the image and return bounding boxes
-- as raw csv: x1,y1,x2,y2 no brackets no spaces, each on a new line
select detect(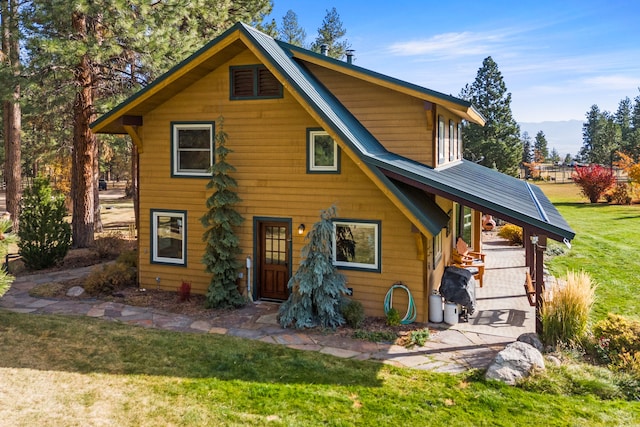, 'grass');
0,310,638,426
2,181,640,425
538,182,640,322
